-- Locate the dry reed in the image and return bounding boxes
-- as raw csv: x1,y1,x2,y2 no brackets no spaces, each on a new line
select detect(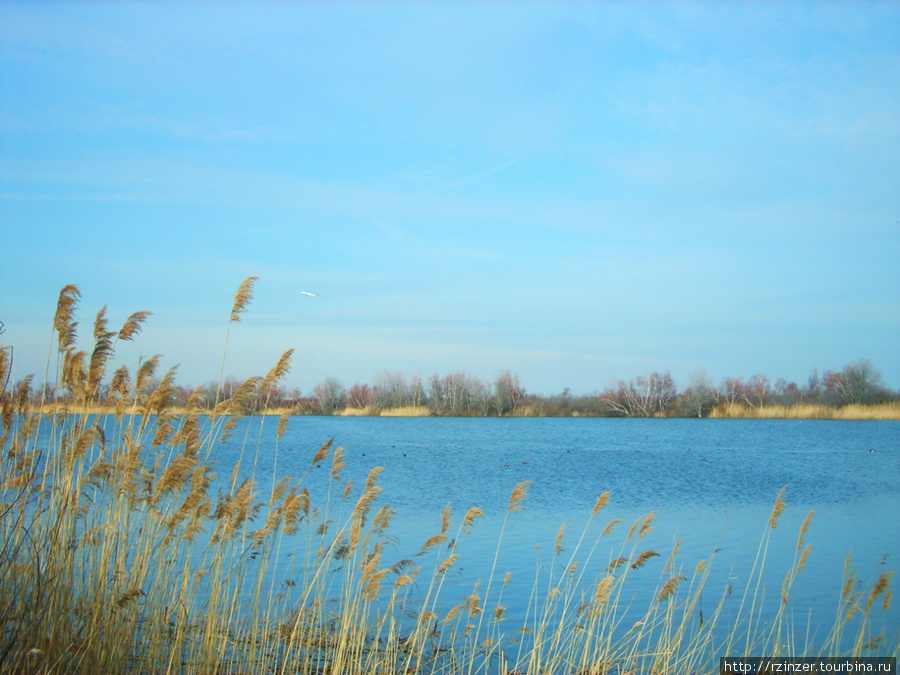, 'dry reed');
379,405,433,417
709,402,900,420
